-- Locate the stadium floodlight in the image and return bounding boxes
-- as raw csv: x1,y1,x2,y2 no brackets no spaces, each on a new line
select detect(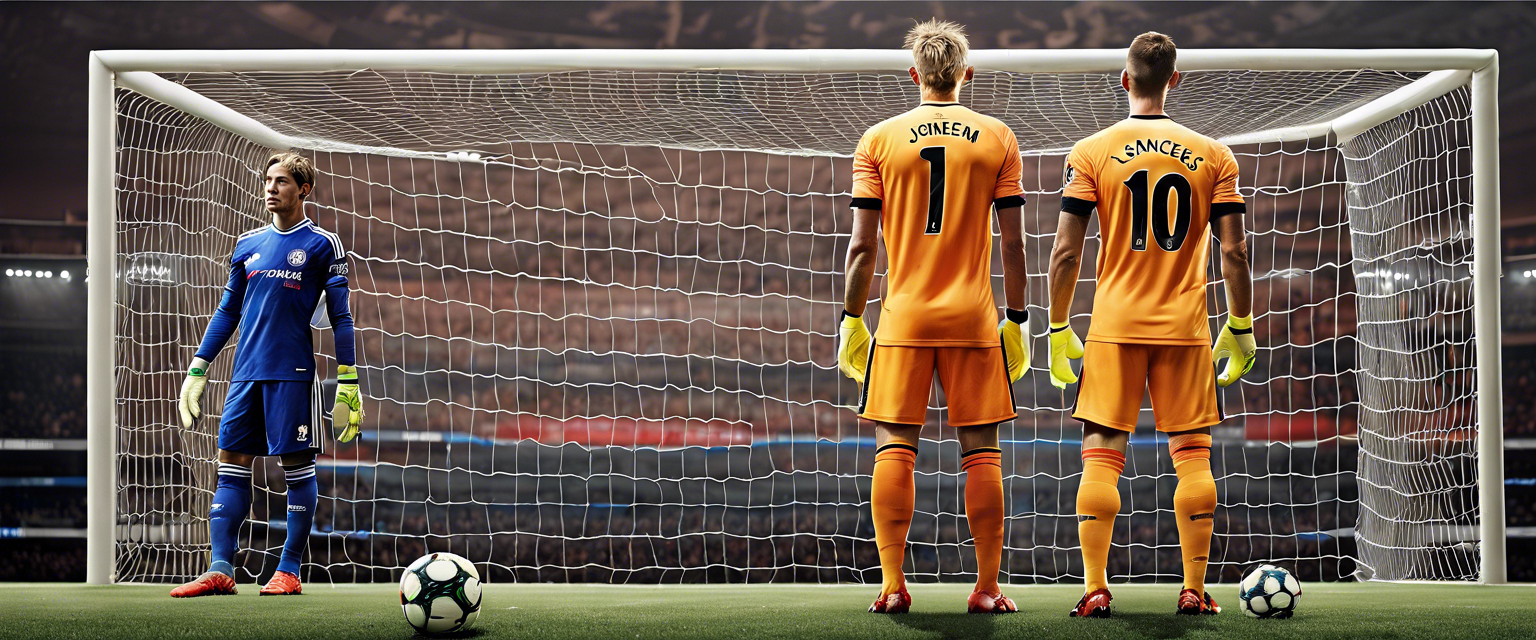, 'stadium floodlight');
61,271,70,280
4,269,11,277
87,48,1503,587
